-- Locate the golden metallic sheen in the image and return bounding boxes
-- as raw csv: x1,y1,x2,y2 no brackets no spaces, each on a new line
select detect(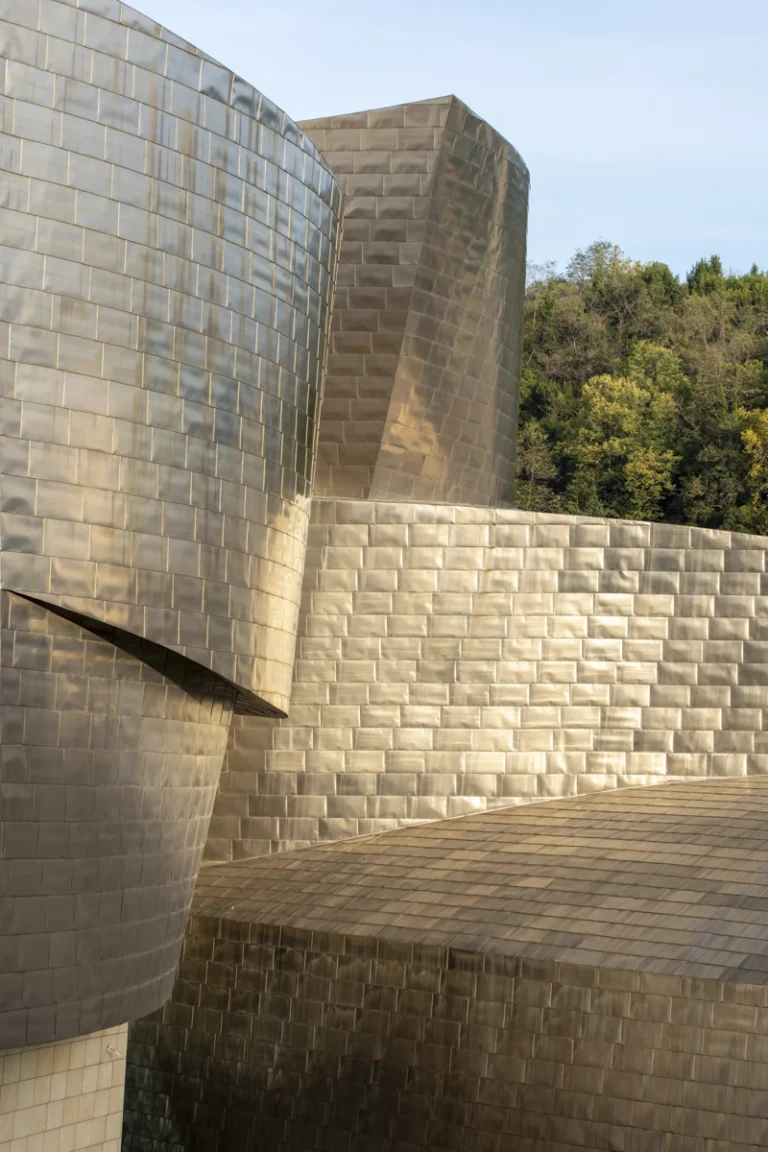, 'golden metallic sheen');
0,0,342,714
0,0,341,1049
302,97,528,505
130,780,768,1151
